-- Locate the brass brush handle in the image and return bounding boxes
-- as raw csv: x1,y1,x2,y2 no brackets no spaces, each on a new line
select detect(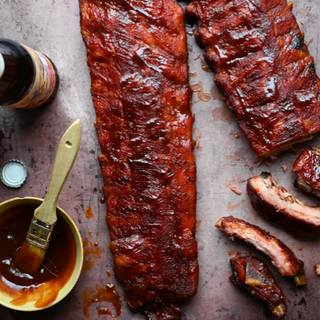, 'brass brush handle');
34,119,81,225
